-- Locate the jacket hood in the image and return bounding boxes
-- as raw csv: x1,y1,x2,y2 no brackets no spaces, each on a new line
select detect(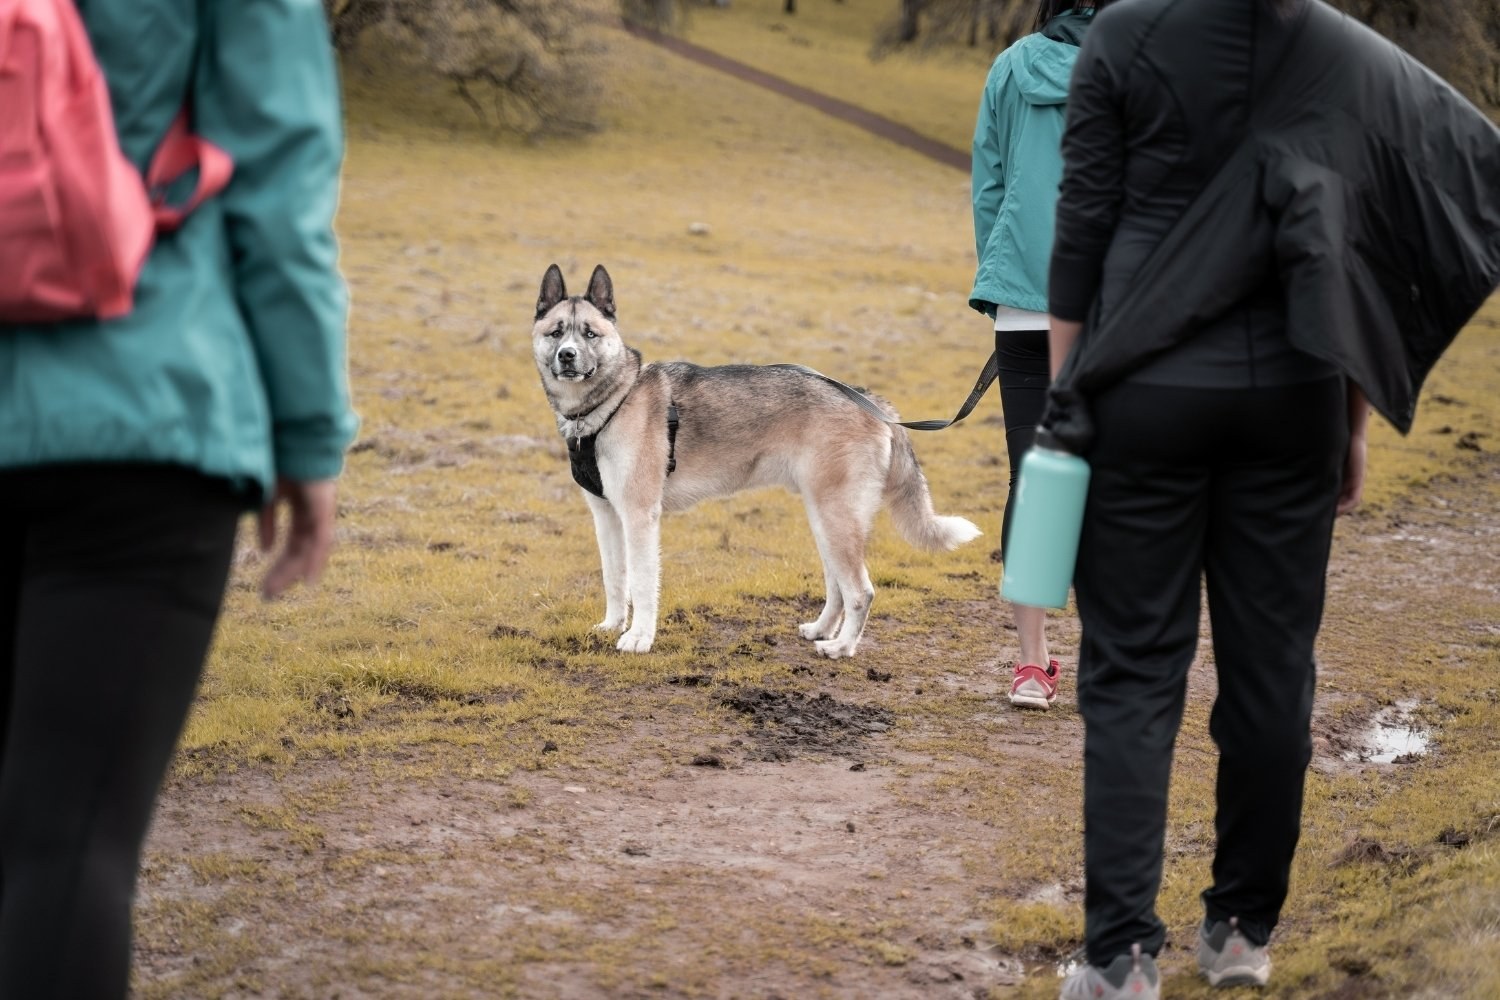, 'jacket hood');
1012,11,1091,106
